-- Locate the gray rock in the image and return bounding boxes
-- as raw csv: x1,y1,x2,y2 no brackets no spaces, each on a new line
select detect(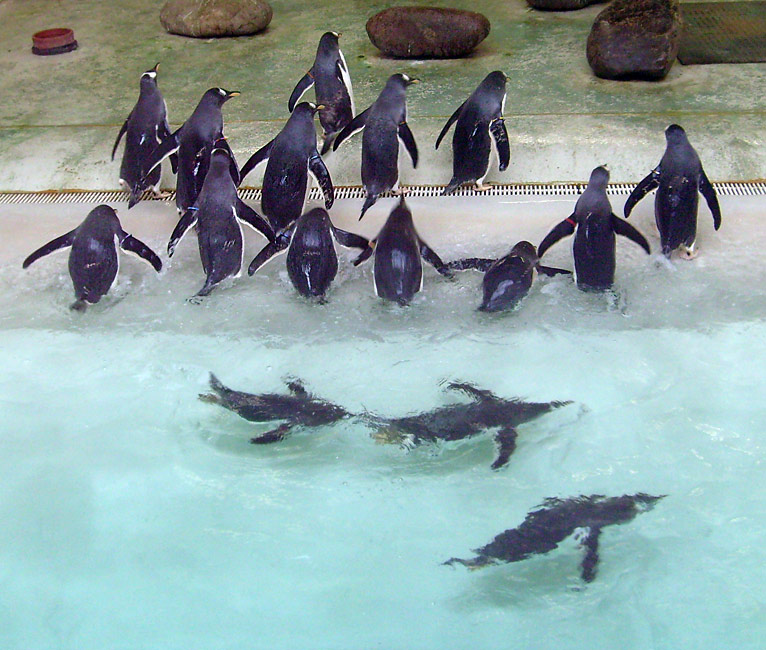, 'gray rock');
160,0,272,38
527,0,602,10
586,0,681,80
366,6,490,59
